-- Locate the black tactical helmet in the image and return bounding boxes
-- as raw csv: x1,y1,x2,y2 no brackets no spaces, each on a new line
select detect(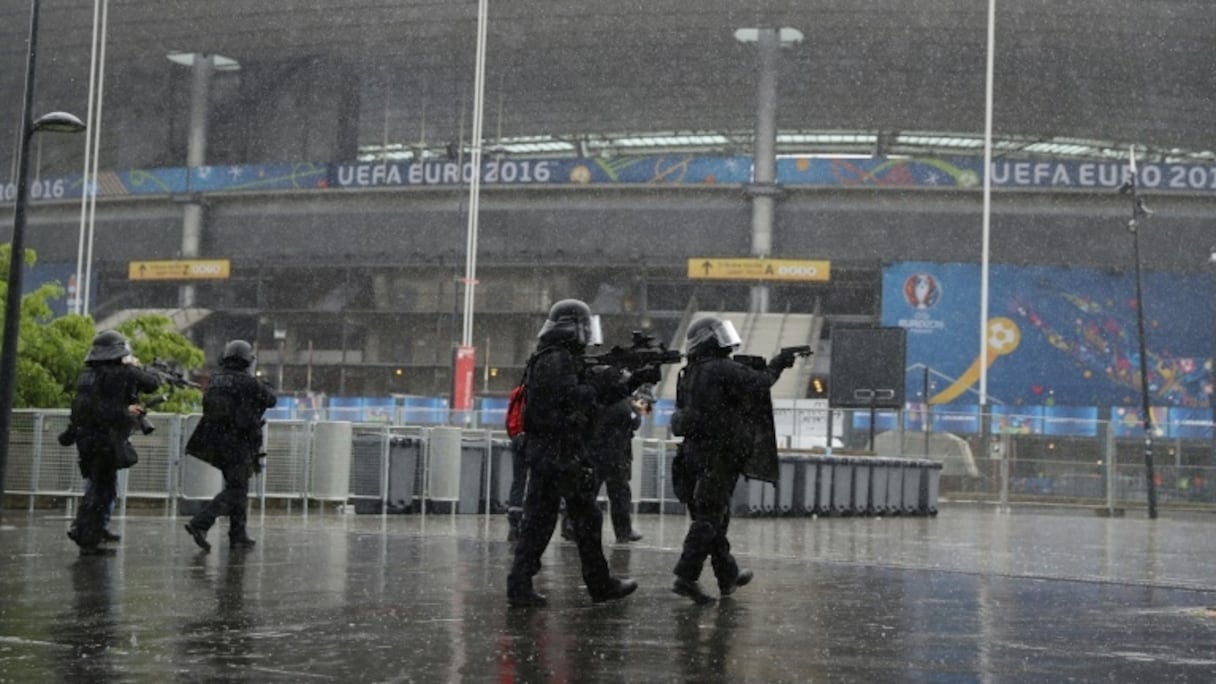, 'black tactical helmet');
538,299,602,346
85,329,132,363
221,339,255,369
686,316,741,357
